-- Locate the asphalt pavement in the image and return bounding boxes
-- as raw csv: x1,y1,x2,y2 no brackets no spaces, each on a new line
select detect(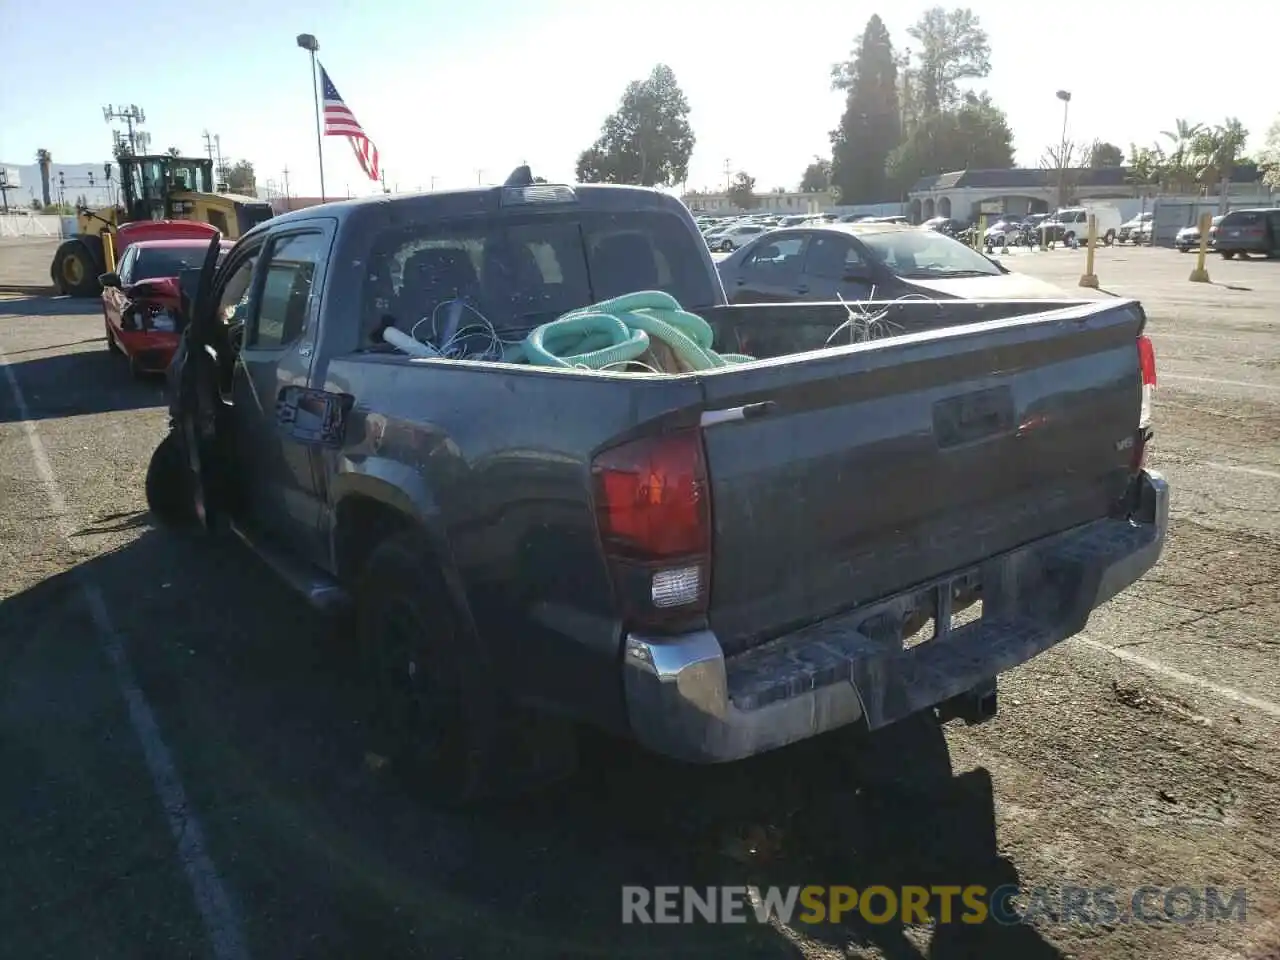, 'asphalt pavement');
1,246,1278,960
